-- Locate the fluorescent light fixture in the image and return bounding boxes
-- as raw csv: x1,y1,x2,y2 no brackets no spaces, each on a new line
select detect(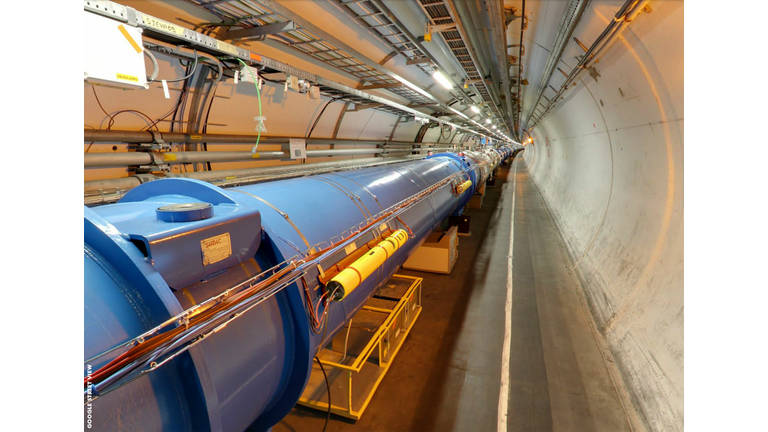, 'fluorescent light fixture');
448,106,470,119
432,71,453,89
485,119,491,124
470,105,480,114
